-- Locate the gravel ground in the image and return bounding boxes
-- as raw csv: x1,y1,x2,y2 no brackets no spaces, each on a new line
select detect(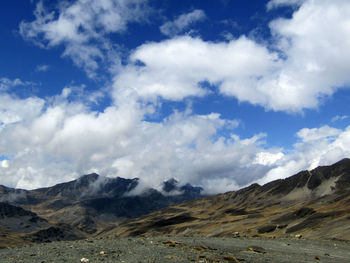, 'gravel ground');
0,237,349,263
